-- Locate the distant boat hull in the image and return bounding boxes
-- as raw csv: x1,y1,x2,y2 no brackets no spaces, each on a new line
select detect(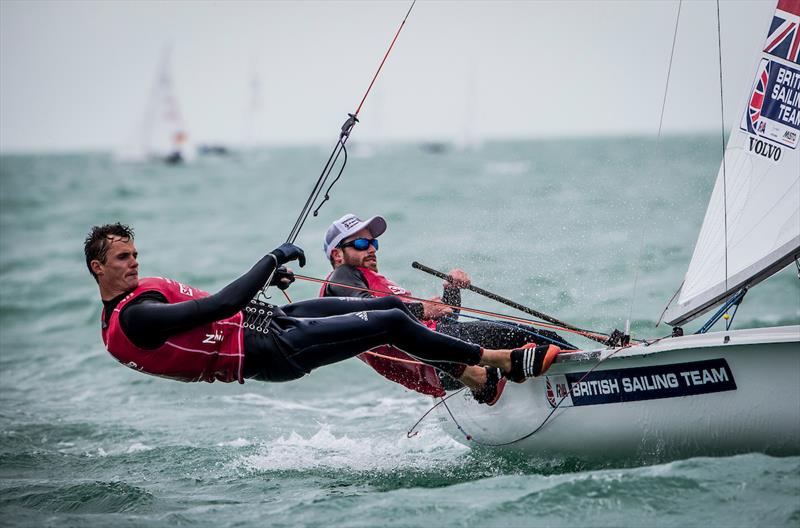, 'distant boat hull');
438,326,800,462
